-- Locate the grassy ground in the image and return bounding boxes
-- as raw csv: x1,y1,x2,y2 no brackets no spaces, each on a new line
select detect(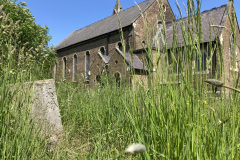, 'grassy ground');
54,79,240,159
